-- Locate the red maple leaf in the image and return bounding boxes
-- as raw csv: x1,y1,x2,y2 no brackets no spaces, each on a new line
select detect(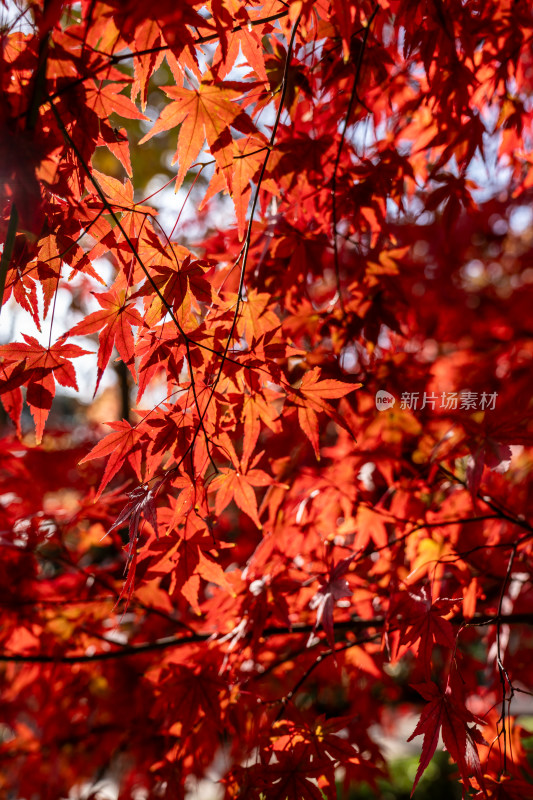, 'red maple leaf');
388,585,457,668
106,483,160,612
0,335,90,442
209,465,273,529
408,677,487,795
79,420,145,498
69,287,144,394
139,74,258,191
291,368,360,457
309,554,355,649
